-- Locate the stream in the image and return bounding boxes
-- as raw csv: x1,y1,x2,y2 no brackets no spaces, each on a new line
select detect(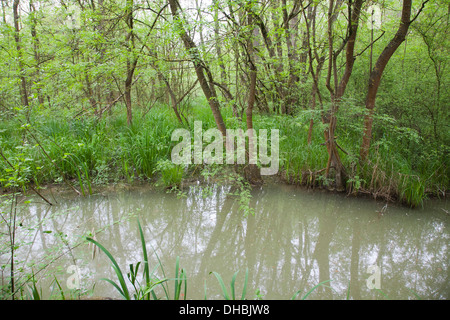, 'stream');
4,182,449,300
